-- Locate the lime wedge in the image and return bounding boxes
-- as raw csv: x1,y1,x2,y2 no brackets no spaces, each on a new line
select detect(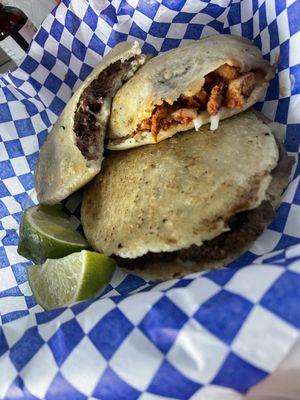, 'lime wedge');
18,205,90,264
28,250,116,310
